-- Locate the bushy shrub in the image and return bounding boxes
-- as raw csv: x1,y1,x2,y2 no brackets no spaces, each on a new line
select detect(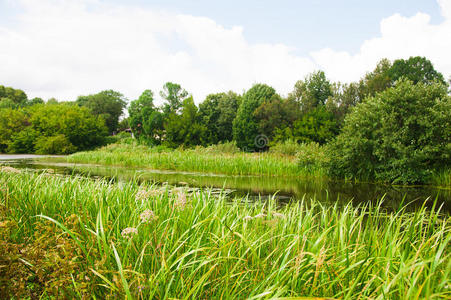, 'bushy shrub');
7,128,38,153
296,142,329,170
35,134,77,155
199,141,241,154
327,79,451,184
269,139,301,156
